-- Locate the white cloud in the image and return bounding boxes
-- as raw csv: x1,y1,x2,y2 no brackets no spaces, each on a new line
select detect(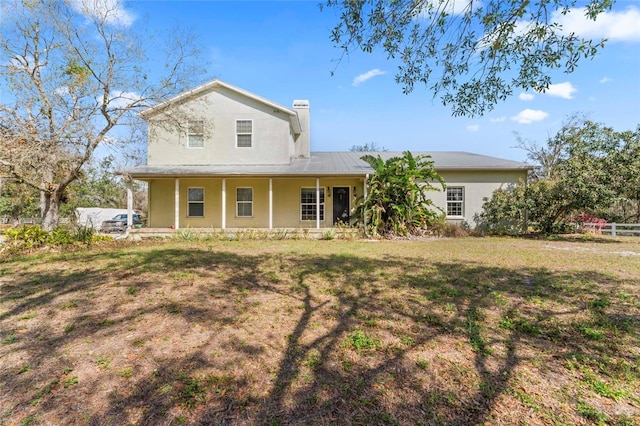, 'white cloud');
519,93,535,101
466,124,480,132
477,6,639,59
416,0,476,17
553,6,640,42
352,69,386,86
511,109,549,124
599,76,612,83
105,91,142,108
490,116,506,123
55,86,70,96
70,0,135,27
539,81,577,99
